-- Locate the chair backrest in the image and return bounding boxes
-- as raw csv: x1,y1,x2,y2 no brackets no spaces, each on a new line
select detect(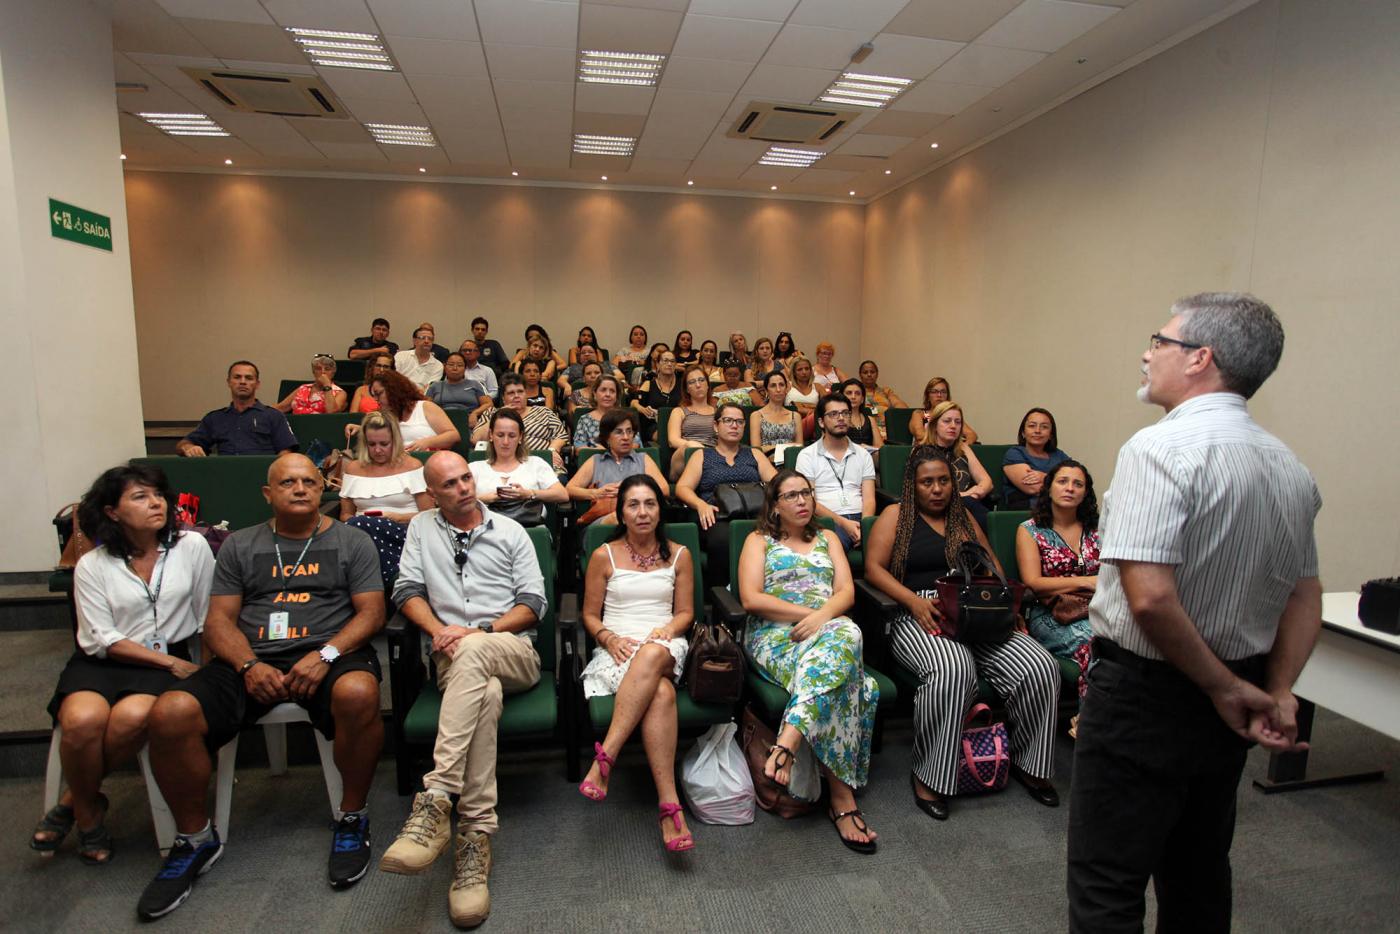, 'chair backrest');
877,444,912,497
287,412,361,451
467,448,554,465
526,525,556,669
885,408,920,445
581,521,703,613
444,409,476,451
972,443,1014,505
986,509,1031,581
134,456,276,530
782,446,801,471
